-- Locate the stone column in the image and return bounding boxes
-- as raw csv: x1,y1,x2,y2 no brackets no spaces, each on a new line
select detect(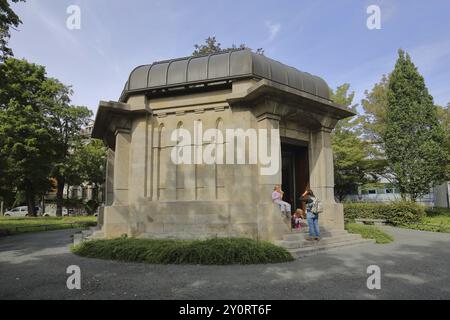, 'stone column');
105,148,115,206
128,117,148,203
112,129,131,206
128,116,149,235
103,129,131,238
309,127,344,231
256,113,290,241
